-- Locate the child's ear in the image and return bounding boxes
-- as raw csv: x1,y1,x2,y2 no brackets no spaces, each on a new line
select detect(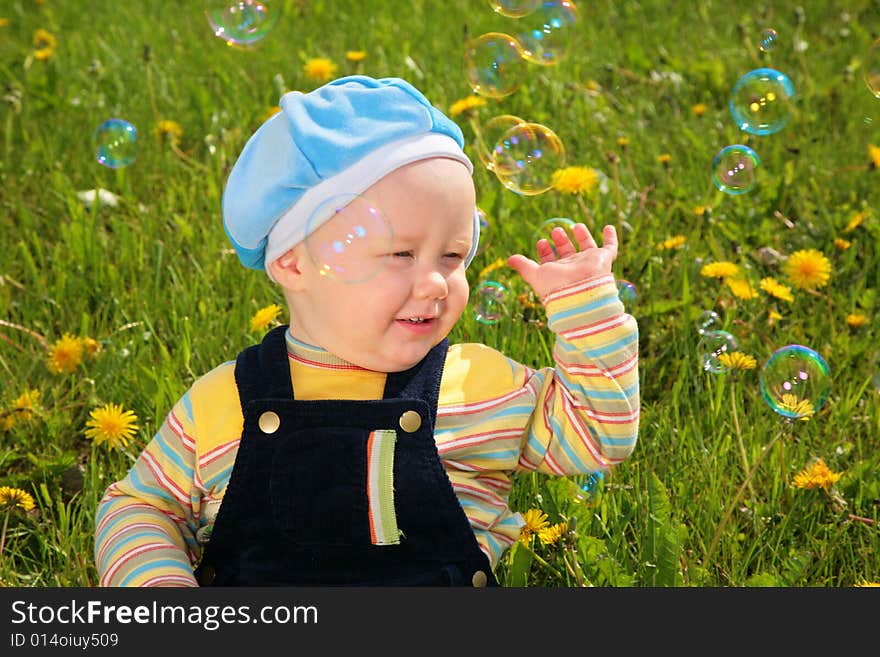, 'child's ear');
268,248,306,290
